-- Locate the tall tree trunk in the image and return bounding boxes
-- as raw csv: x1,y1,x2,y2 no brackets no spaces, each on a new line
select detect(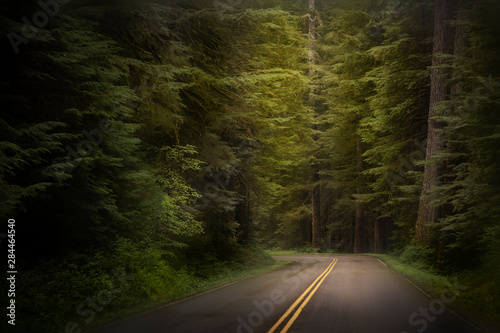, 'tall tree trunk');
354,207,365,253
353,137,365,253
309,0,321,249
374,221,382,253
374,218,389,253
308,0,317,75
311,171,321,248
415,0,455,246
